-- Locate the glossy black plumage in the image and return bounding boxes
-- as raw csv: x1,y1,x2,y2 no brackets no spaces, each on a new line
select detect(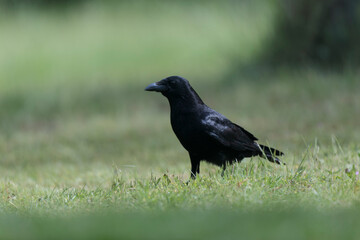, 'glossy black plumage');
145,76,284,178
